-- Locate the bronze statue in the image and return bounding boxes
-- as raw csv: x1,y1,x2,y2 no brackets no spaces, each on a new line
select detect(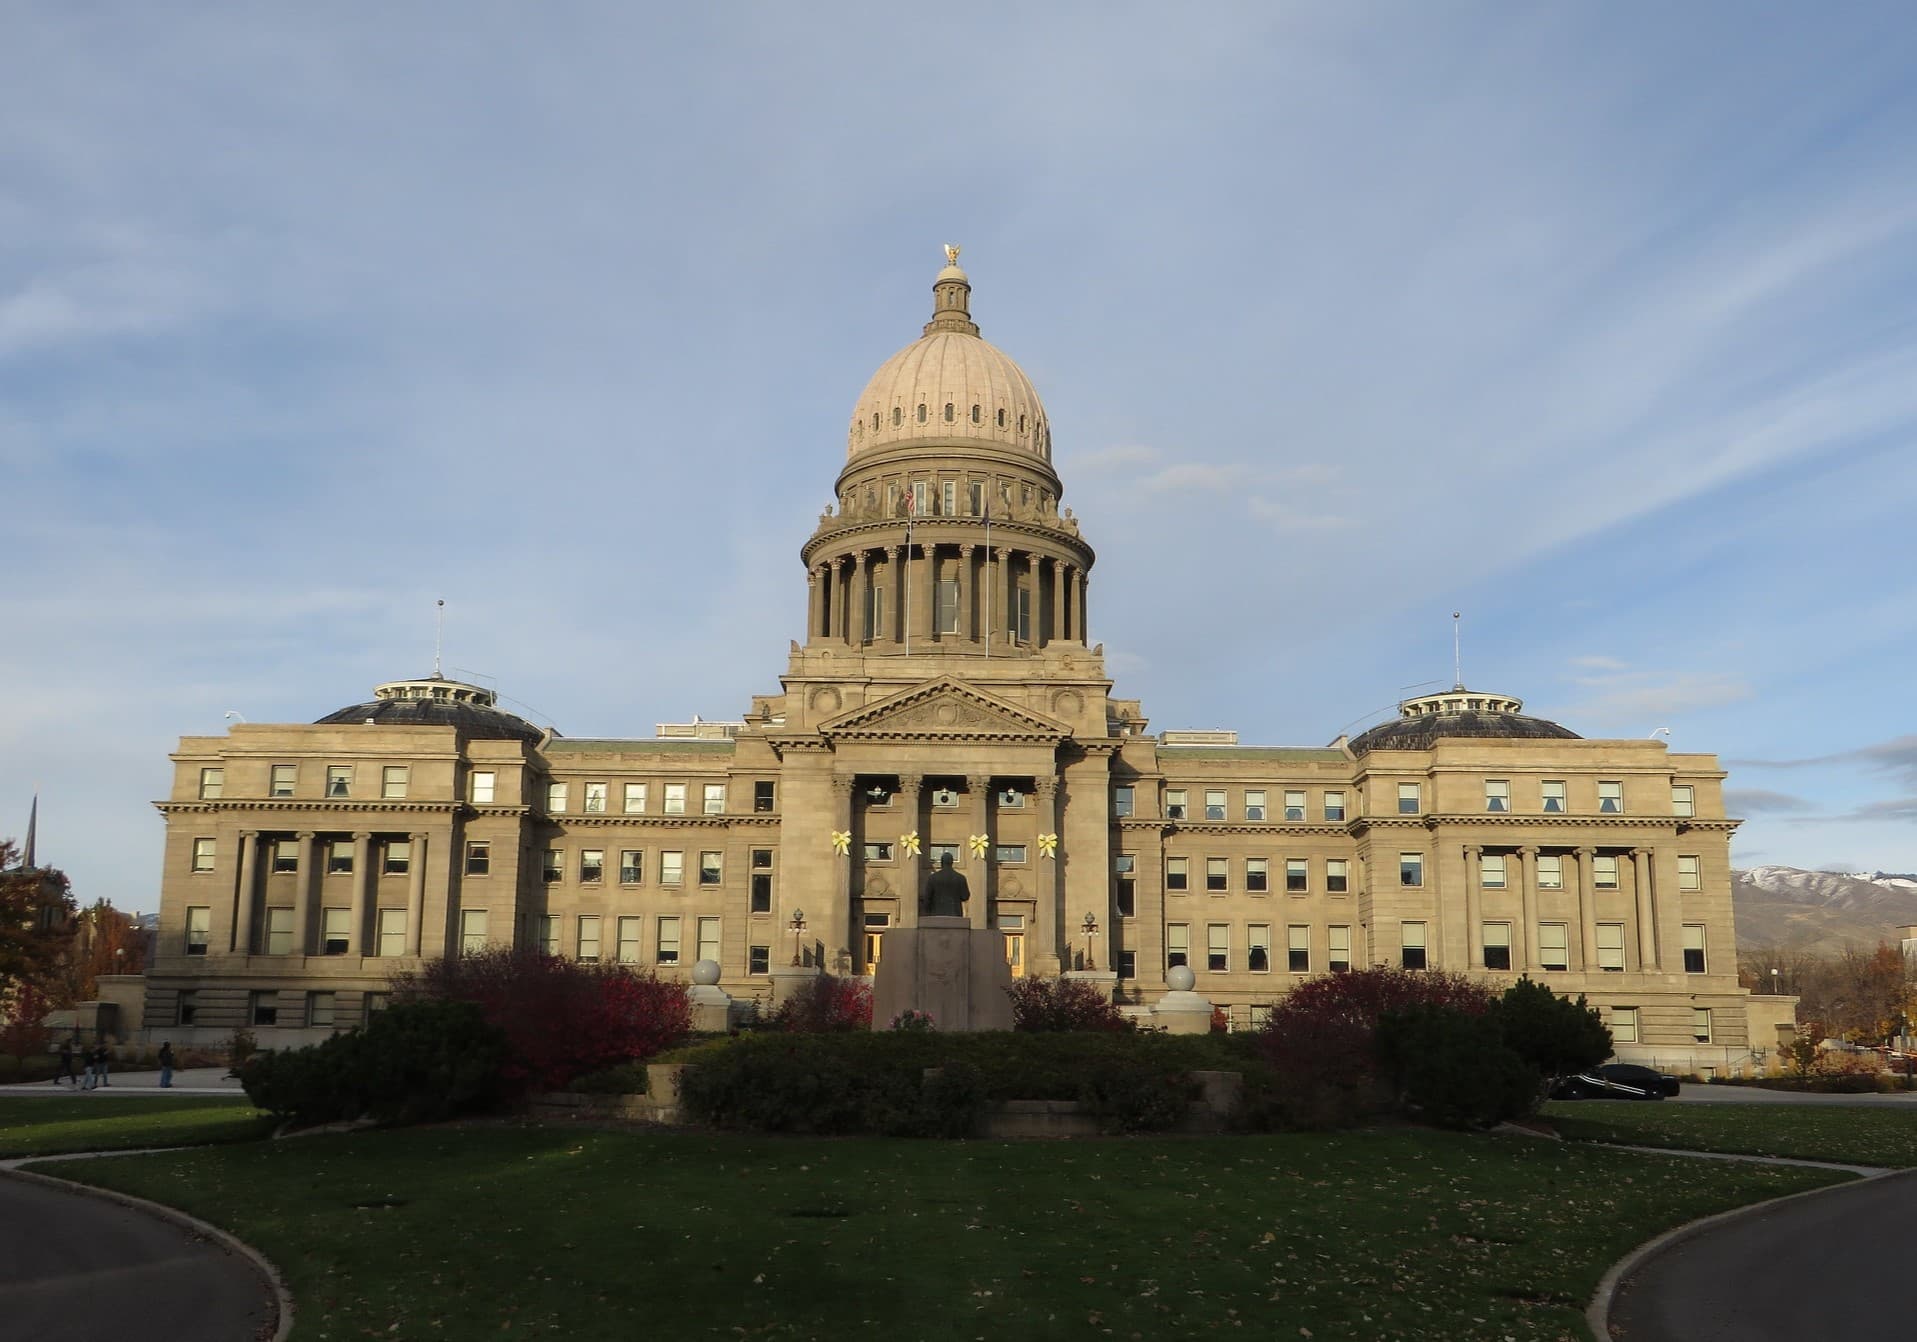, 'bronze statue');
922,853,970,918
